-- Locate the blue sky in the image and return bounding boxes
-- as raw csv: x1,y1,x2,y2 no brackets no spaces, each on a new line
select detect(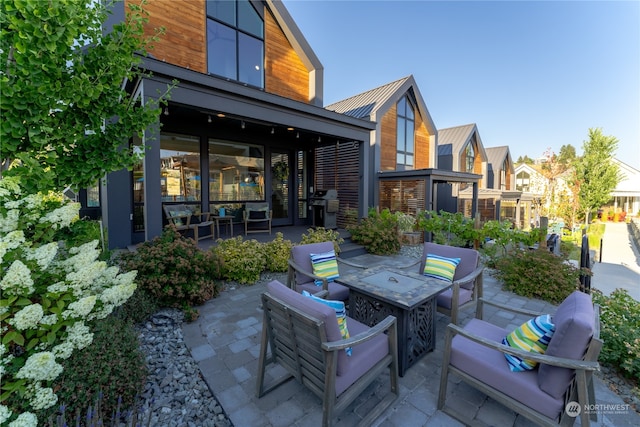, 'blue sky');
284,0,640,169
